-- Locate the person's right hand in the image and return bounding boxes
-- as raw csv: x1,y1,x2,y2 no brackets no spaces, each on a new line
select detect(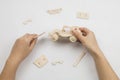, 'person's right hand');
72,27,102,57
